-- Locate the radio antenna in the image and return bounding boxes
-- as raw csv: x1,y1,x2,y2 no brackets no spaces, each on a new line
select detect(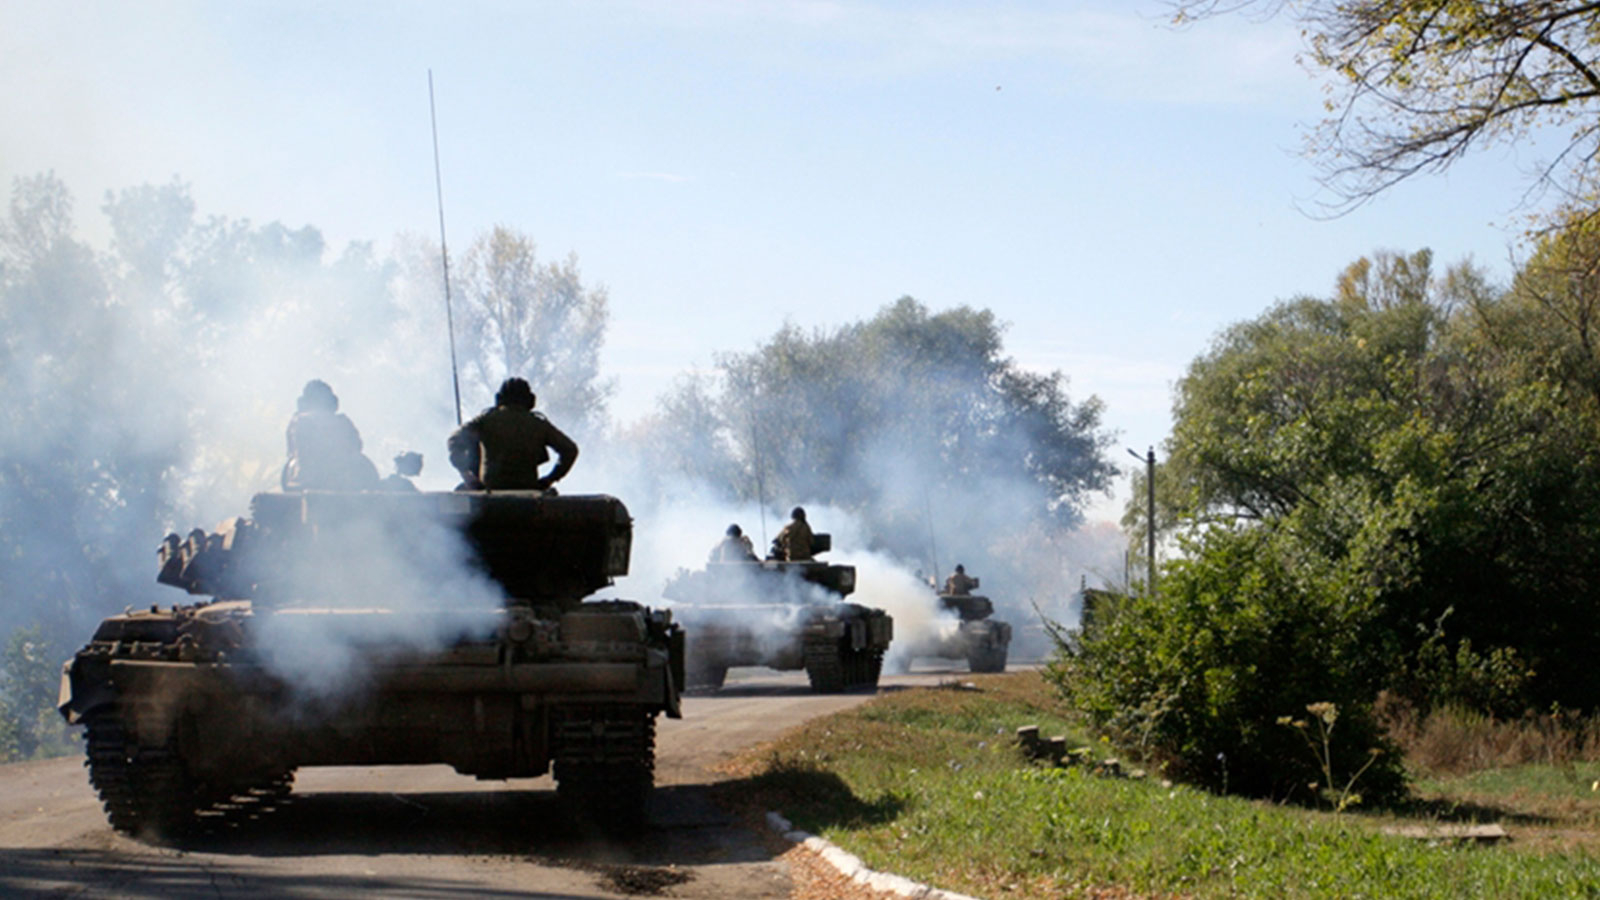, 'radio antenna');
429,69,464,425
